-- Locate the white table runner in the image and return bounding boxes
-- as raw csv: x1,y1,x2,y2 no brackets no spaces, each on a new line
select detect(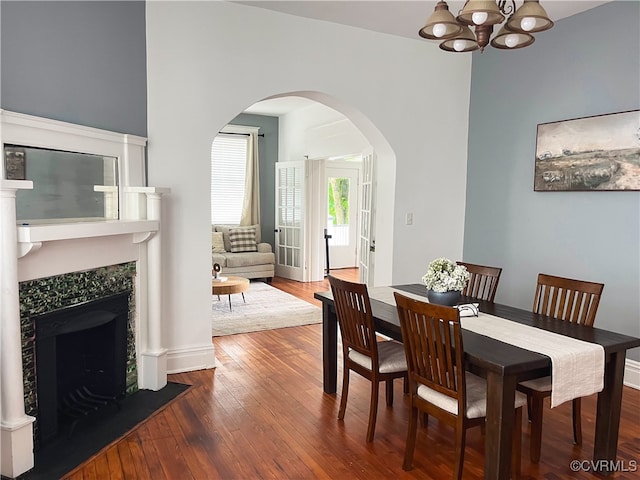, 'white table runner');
368,287,605,407
368,286,428,305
